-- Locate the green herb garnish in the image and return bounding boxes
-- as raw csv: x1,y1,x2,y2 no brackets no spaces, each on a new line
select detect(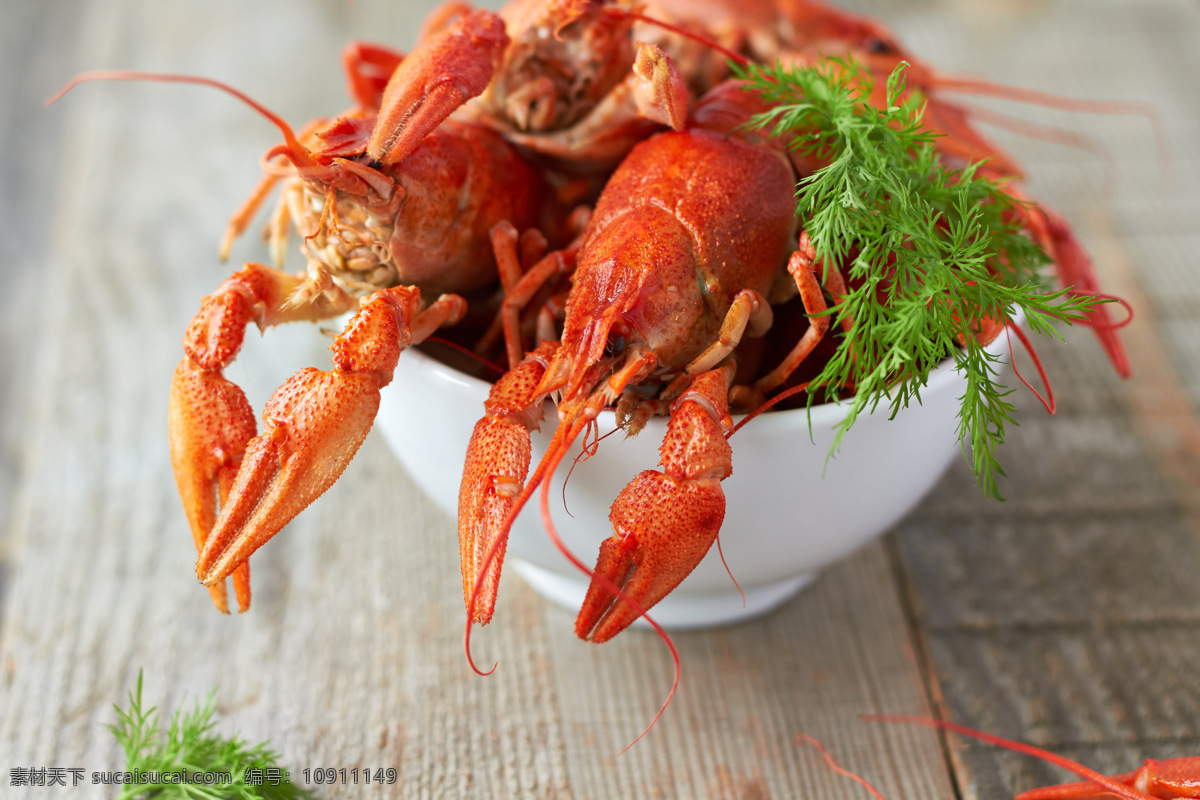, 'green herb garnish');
731,57,1102,498
109,671,317,799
